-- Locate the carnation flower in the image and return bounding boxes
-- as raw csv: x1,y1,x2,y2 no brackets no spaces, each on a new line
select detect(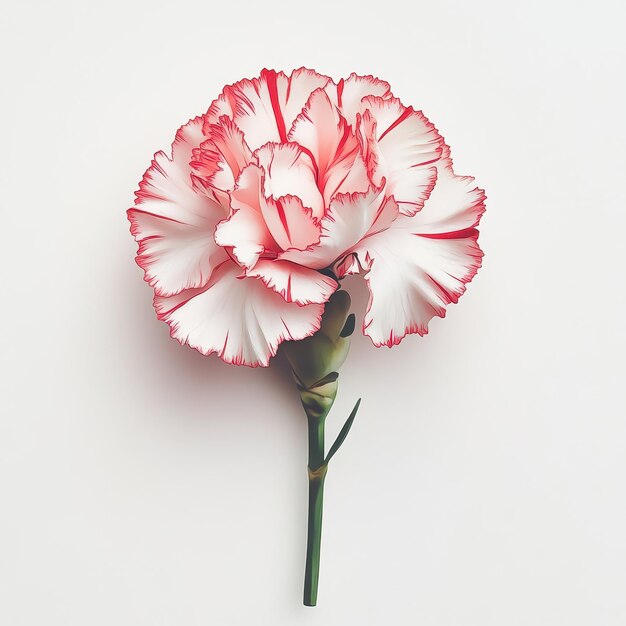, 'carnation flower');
127,68,485,606
128,68,484,368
